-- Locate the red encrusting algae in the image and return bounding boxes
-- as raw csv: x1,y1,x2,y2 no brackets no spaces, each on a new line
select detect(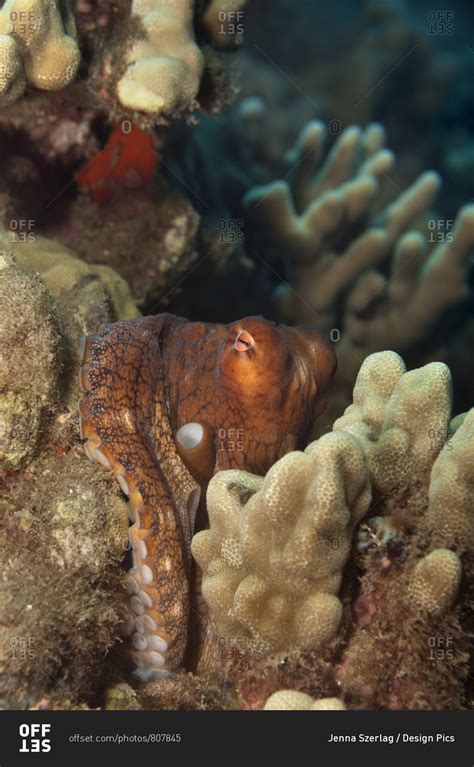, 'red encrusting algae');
75,123,157,203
